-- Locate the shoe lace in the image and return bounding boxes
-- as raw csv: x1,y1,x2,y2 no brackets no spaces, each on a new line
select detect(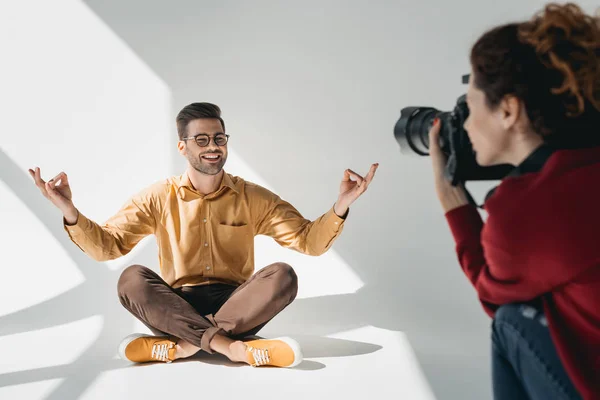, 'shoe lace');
151,342,174,363
248,346,271,366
